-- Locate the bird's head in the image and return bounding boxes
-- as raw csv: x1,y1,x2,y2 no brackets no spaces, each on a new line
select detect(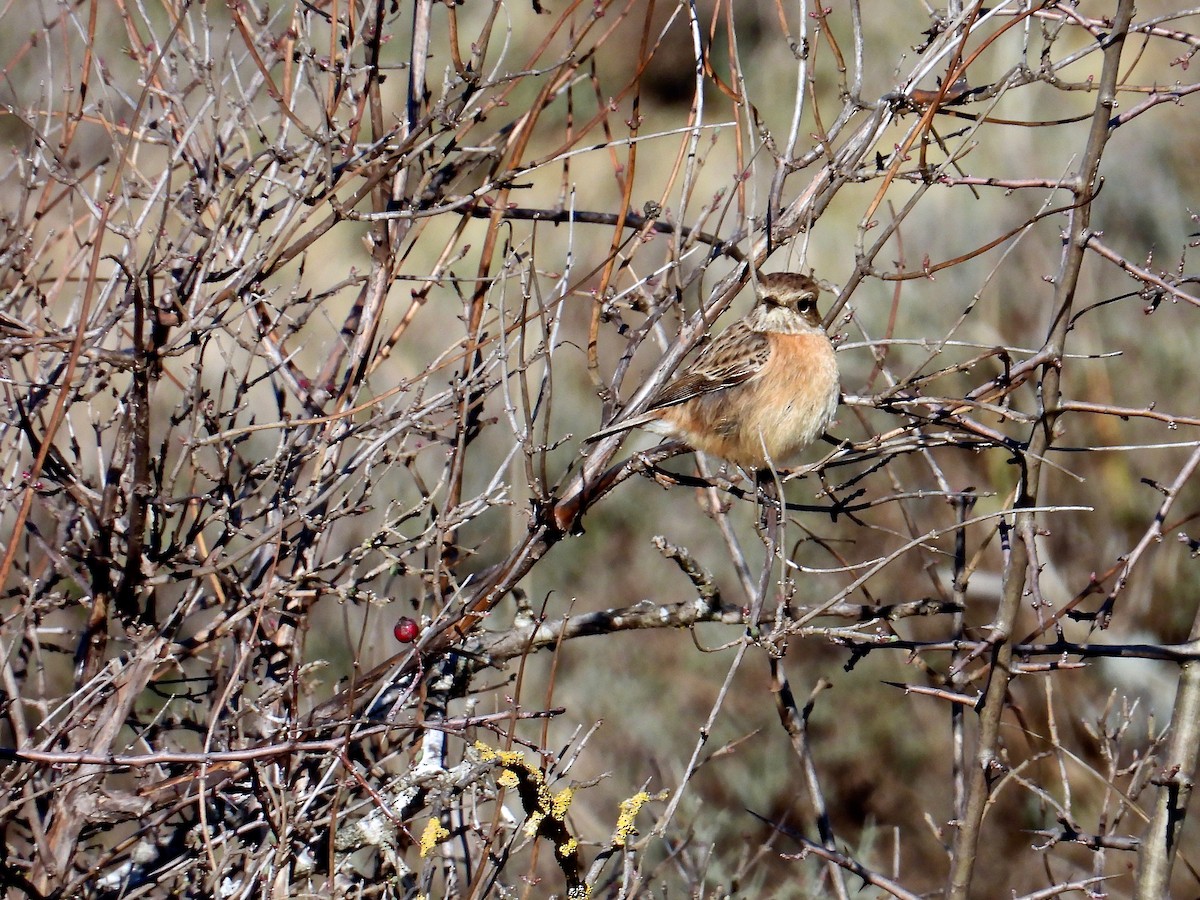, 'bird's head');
751,272,824,331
